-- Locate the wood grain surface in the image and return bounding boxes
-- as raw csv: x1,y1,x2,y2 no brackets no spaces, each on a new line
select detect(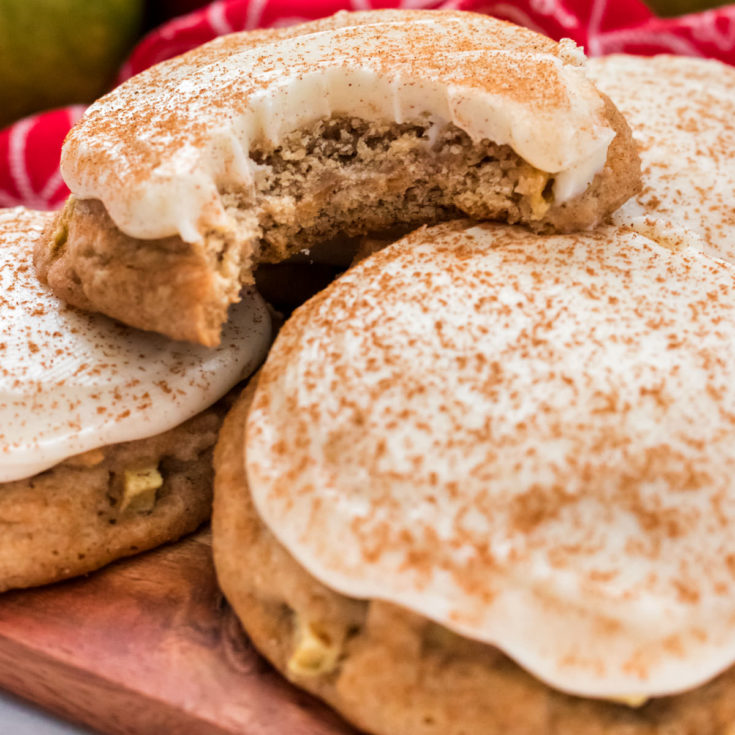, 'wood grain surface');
0,529,358,735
